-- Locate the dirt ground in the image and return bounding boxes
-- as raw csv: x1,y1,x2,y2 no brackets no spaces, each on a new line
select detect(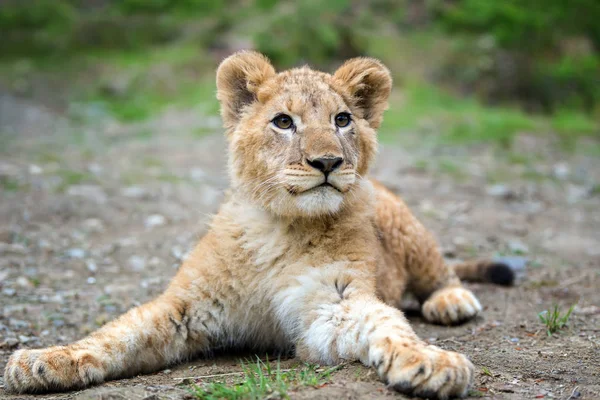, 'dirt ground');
0,91,599,400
